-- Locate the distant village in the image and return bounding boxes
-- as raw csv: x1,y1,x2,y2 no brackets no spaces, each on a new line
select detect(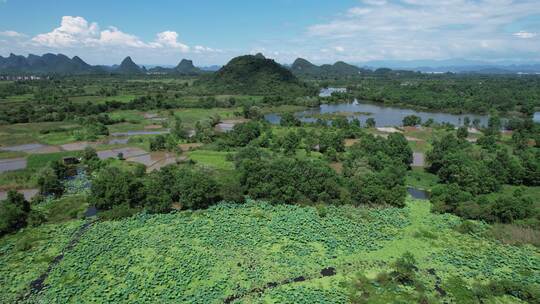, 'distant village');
0,75,47,81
